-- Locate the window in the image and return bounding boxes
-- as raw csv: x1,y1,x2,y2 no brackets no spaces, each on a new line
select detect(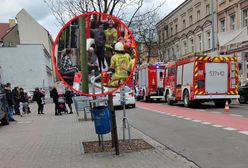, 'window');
183,41,187,54
197,10,201,21
220,20,225,32
230,15,236,30
206,4,210,15
171,27,173,36
206,31,211,49
243,9,248,27
189,15,193,25
175,24,178,33
166,30,168,38
197,34,202,52
183,20,186,29
190,38,194,52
